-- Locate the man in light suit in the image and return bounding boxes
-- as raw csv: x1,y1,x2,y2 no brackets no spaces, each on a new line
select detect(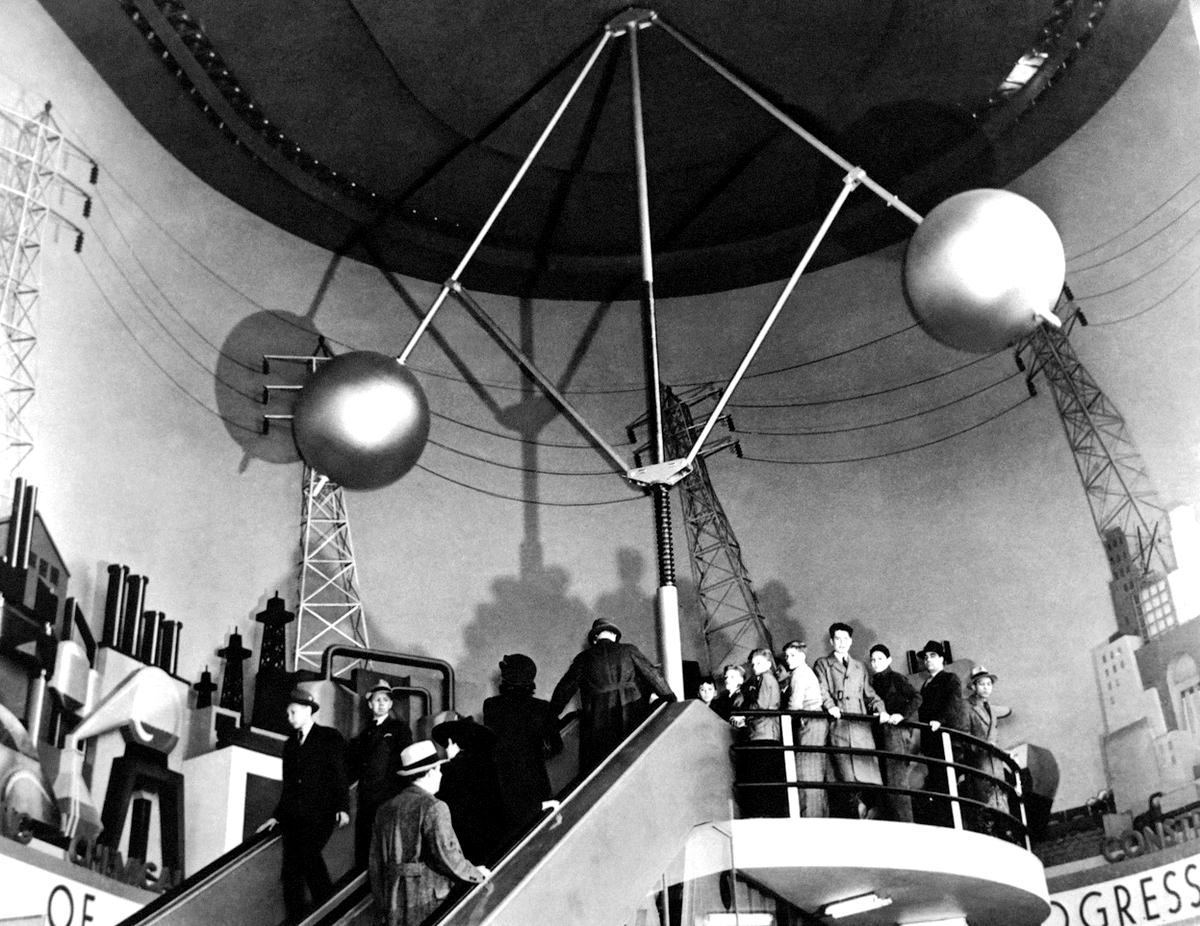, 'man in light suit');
258,687,351,922
812,622,882,818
